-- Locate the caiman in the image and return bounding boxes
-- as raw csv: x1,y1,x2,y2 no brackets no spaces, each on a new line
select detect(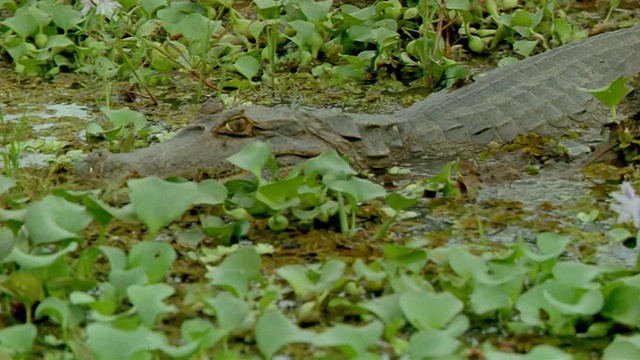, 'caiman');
78,25,640,180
